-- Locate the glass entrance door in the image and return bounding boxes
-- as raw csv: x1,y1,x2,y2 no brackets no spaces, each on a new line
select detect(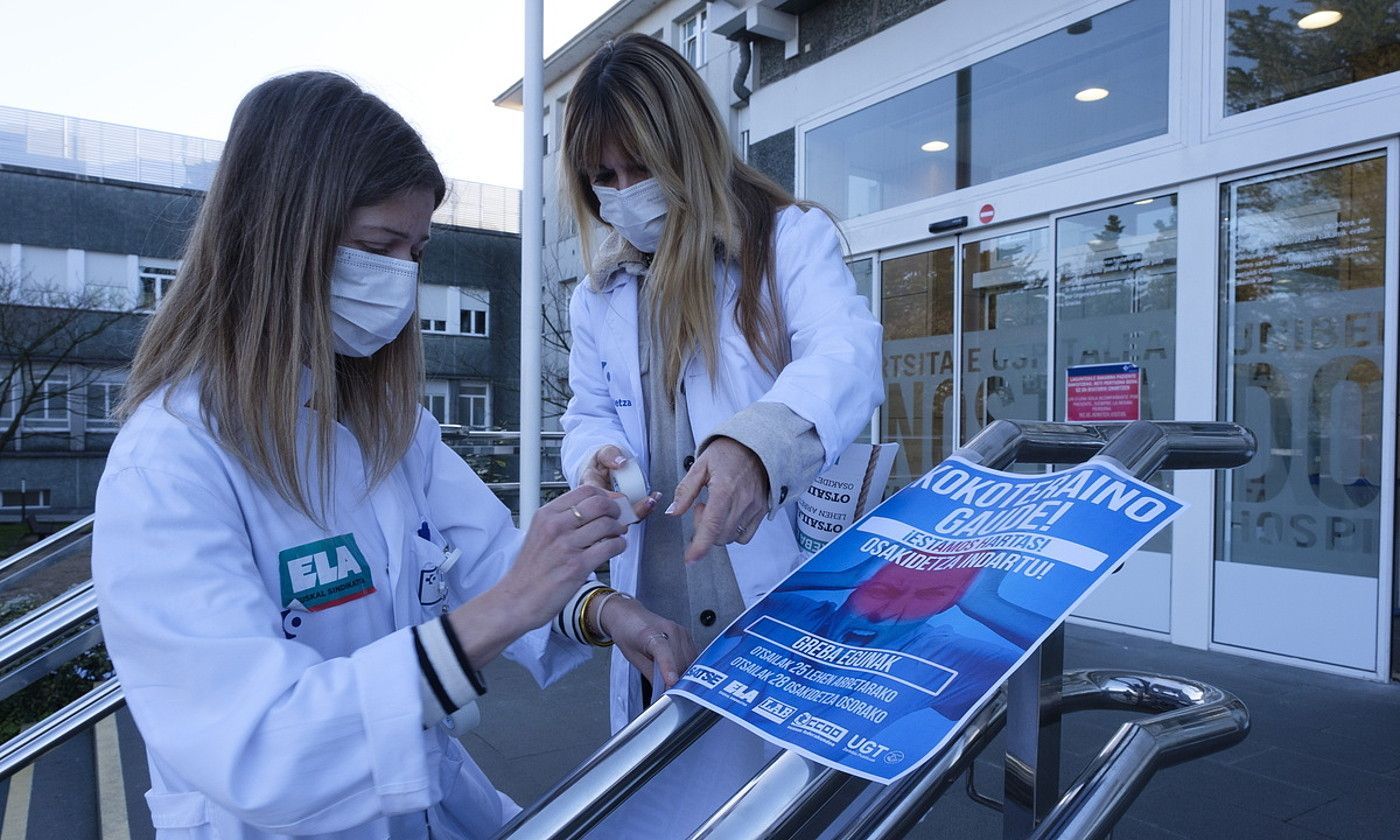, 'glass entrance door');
1216,152,1391,672
879,224,1051,496
878,200,1179,634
